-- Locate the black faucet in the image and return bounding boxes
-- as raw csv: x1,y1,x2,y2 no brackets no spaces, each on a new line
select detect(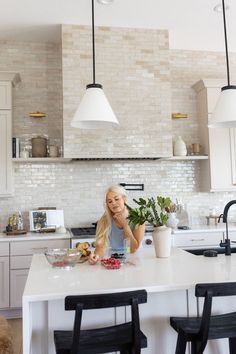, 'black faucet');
219,200,236,256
